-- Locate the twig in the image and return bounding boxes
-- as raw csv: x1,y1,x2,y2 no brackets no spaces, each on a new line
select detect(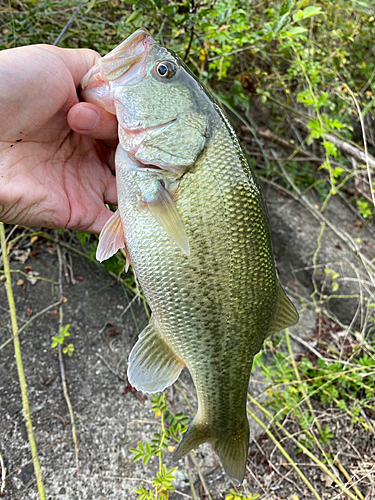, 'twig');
0,451,6,494
56,242,80,475
248,394,363,500
0,298,63,352
0,222,46,500
53,1,84,46
208,45,252,61
95,353,127,382
188,453,213,500
293,118,375,170
287,330,324,359
254,439,305,495
334,456,365,500
342,82,375,209
246,405,322,500
4,440,70,480
184,28,195,62
185,456,198,500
